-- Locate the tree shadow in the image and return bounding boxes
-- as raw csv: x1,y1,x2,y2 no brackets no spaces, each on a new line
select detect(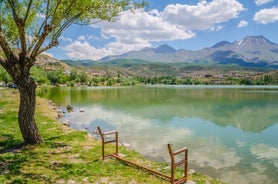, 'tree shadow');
0,134,23,154
0,144,27,183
